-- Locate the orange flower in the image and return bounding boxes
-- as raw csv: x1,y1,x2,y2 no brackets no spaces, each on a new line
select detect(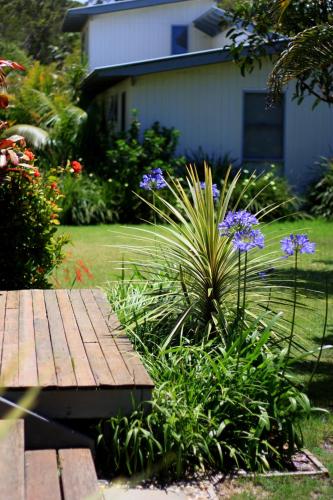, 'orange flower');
75,268,83,282
71,160,82,174
24,149,35,161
